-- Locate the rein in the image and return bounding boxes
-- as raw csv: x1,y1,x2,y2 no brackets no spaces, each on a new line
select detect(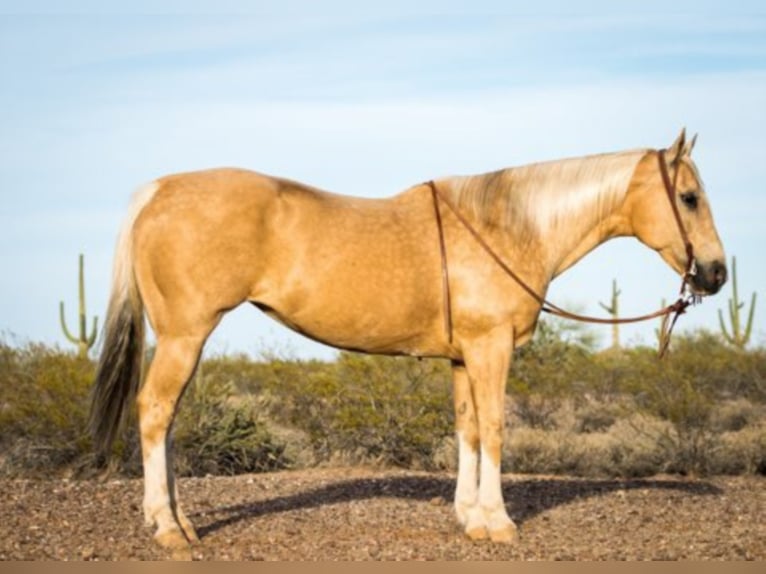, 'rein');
427,149,699,357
